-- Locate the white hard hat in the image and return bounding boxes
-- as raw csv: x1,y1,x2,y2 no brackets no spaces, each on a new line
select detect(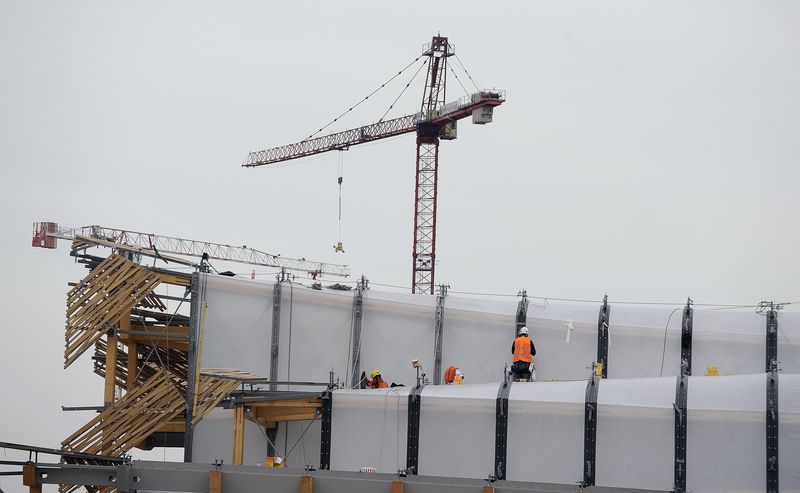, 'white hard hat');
519,326,529,336
455,369,464,378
